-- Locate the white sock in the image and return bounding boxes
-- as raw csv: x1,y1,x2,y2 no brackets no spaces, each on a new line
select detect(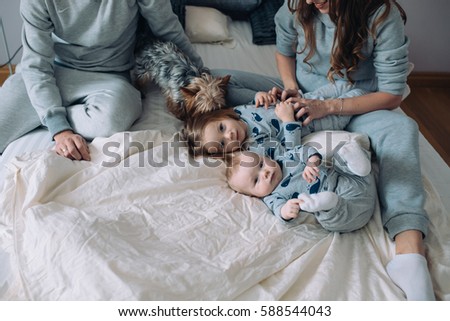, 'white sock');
336,142,371,176
298,191,338,212
386,253,436,300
